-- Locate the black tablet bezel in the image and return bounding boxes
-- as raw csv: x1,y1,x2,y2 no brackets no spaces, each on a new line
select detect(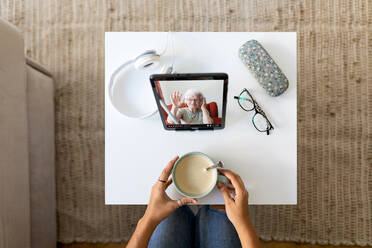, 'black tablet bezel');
150,73,228,131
